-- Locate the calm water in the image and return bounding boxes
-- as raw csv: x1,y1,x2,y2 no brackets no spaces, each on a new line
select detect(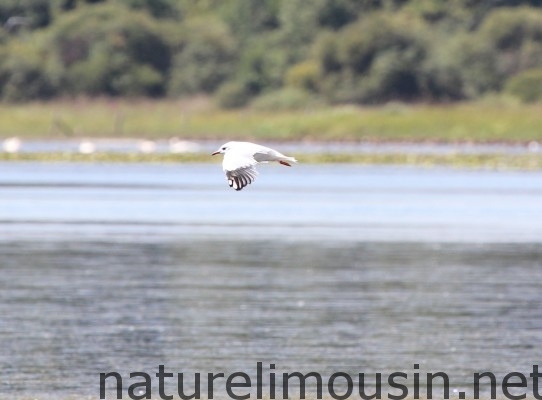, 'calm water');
0,163,541,399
